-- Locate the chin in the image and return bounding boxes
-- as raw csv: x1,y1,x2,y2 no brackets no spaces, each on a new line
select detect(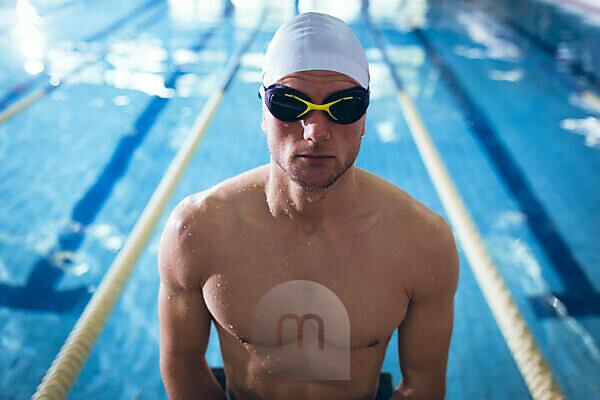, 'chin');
290,170,342,191
277,154,353,190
